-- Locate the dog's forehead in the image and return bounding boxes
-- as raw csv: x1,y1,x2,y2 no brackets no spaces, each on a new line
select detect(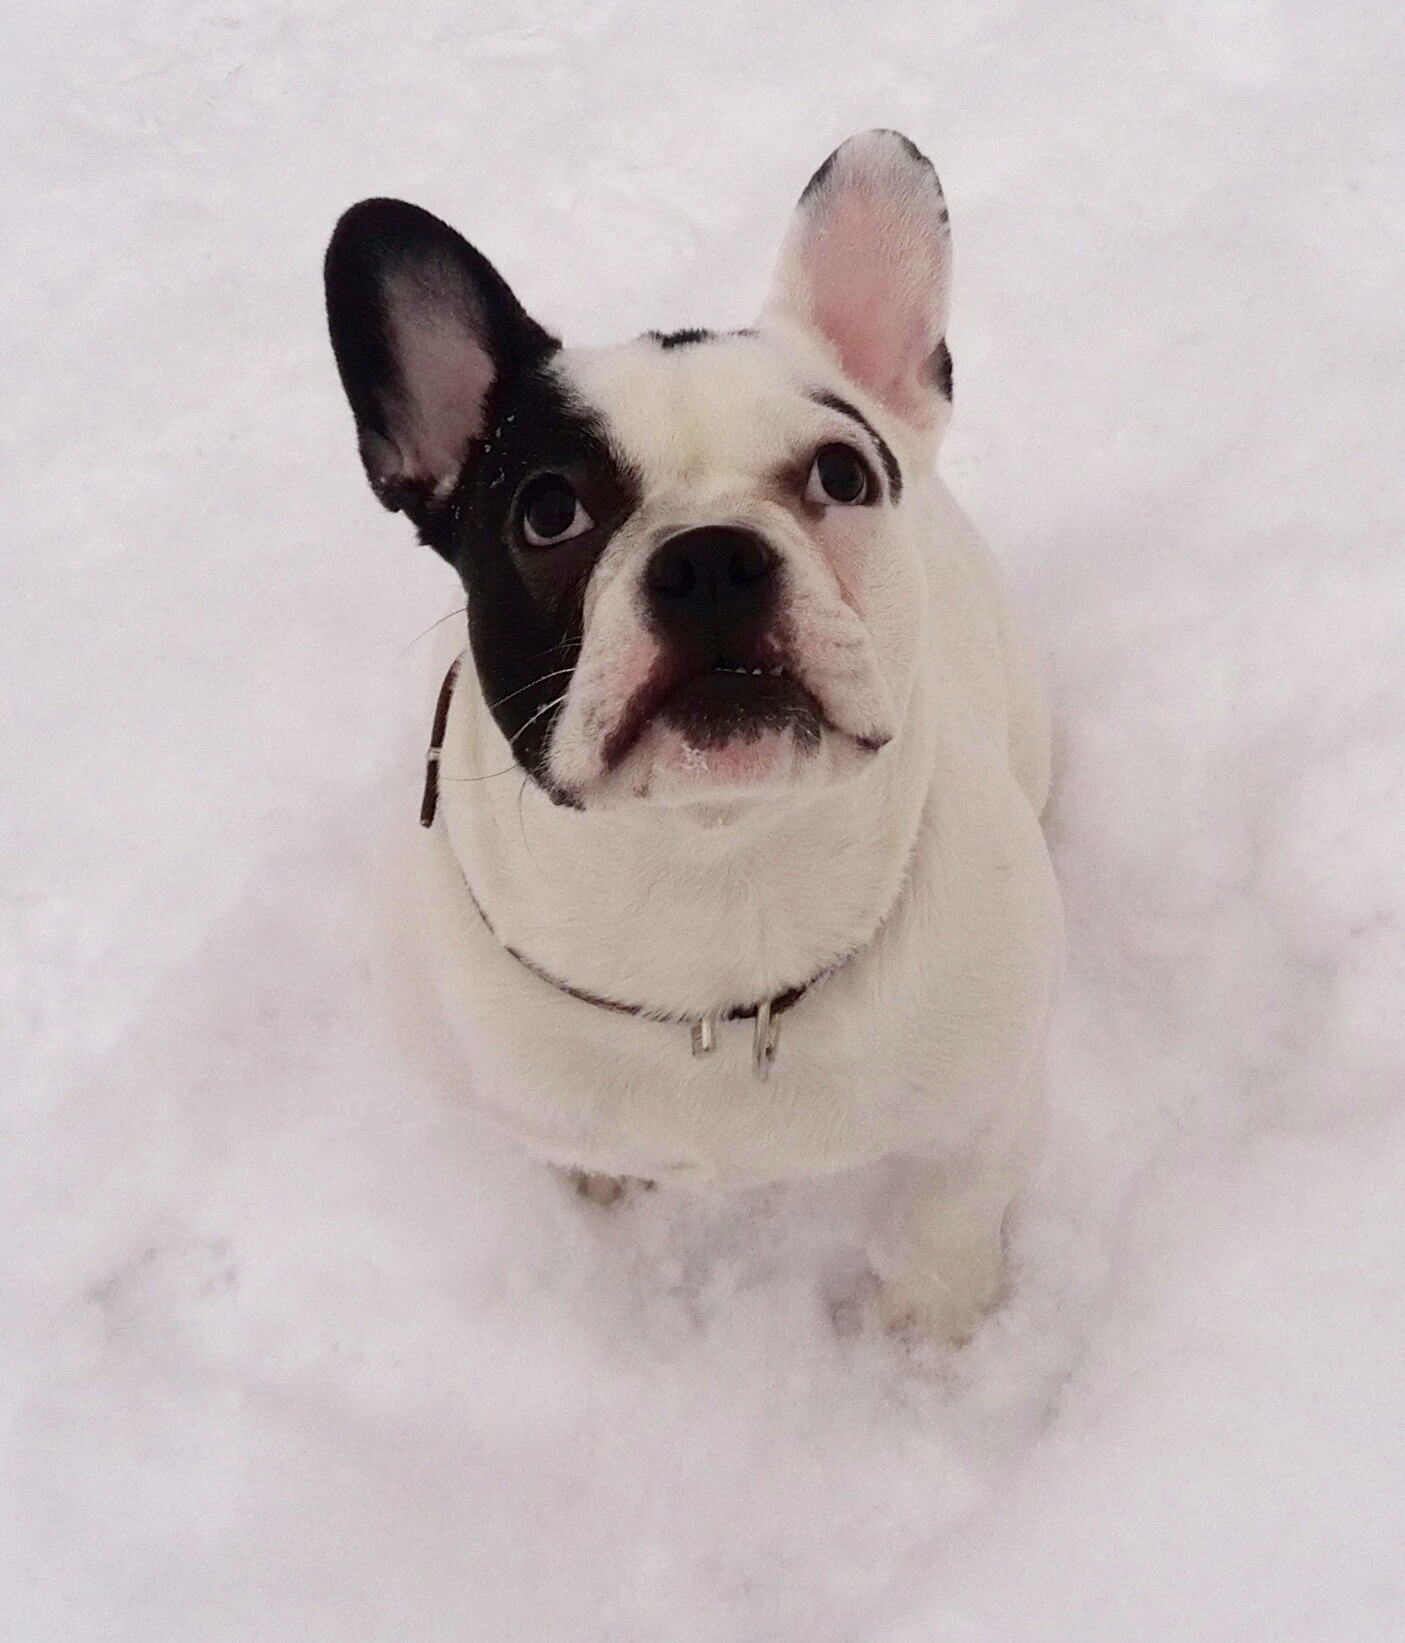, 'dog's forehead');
555,332,822,487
